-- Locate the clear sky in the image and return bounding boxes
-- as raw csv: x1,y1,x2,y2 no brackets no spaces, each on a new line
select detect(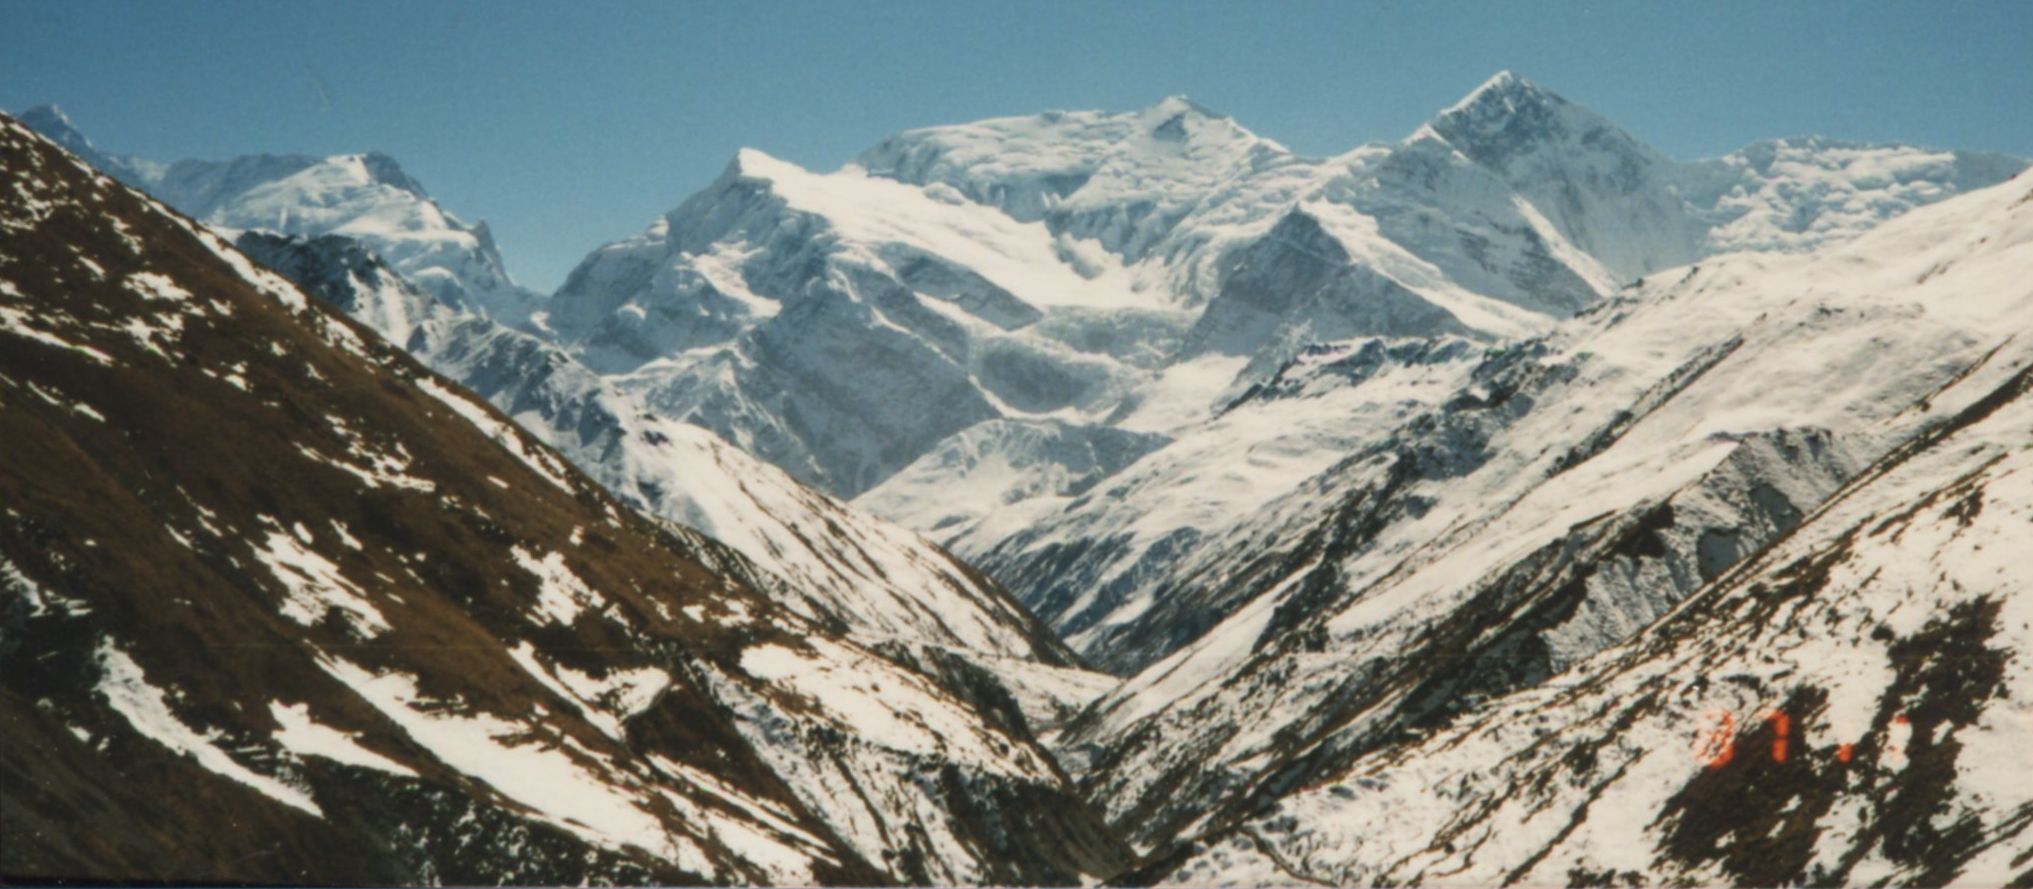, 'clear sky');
6,0,2029,292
